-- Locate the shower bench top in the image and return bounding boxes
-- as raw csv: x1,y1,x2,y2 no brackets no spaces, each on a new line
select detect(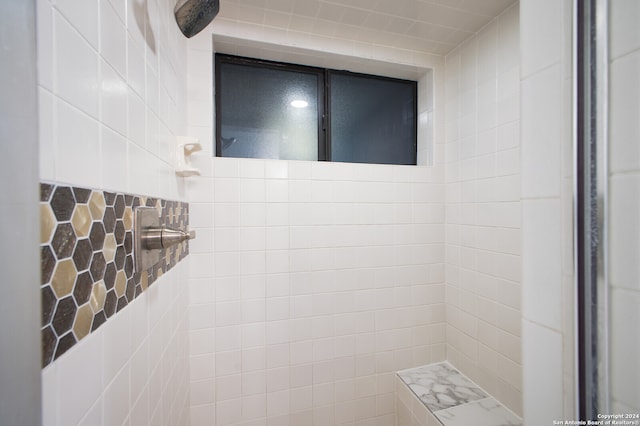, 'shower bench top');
397,362,522,426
